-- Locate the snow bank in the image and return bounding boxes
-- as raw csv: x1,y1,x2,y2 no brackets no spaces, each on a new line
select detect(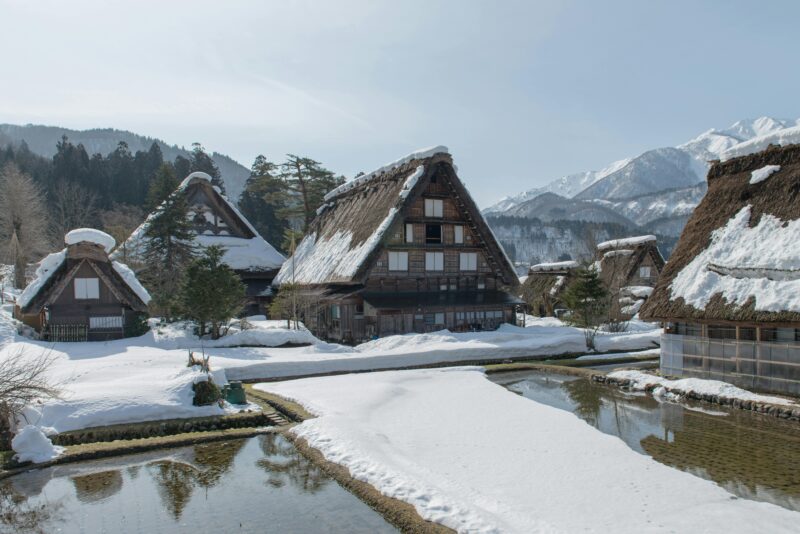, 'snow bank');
16,250,67,308
12,425,64,463
111,261,151,304
324,146,447,201
529,260,578,272
671,206,800,312
750,164,781,185
623,285,653,298
65,228,116,252
608,370,797,407
256,368,799,533
597,235,656,251
576,348,660,361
